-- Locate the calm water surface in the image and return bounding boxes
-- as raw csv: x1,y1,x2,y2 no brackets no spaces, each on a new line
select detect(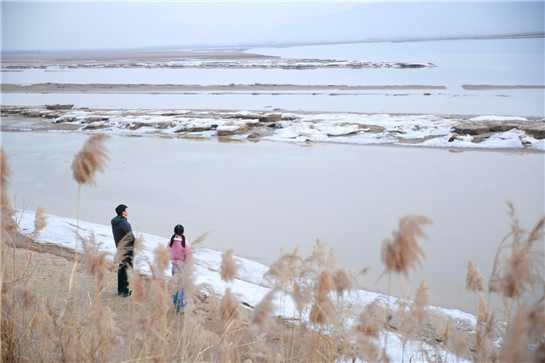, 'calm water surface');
3,132,544,314
2,89,543,116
